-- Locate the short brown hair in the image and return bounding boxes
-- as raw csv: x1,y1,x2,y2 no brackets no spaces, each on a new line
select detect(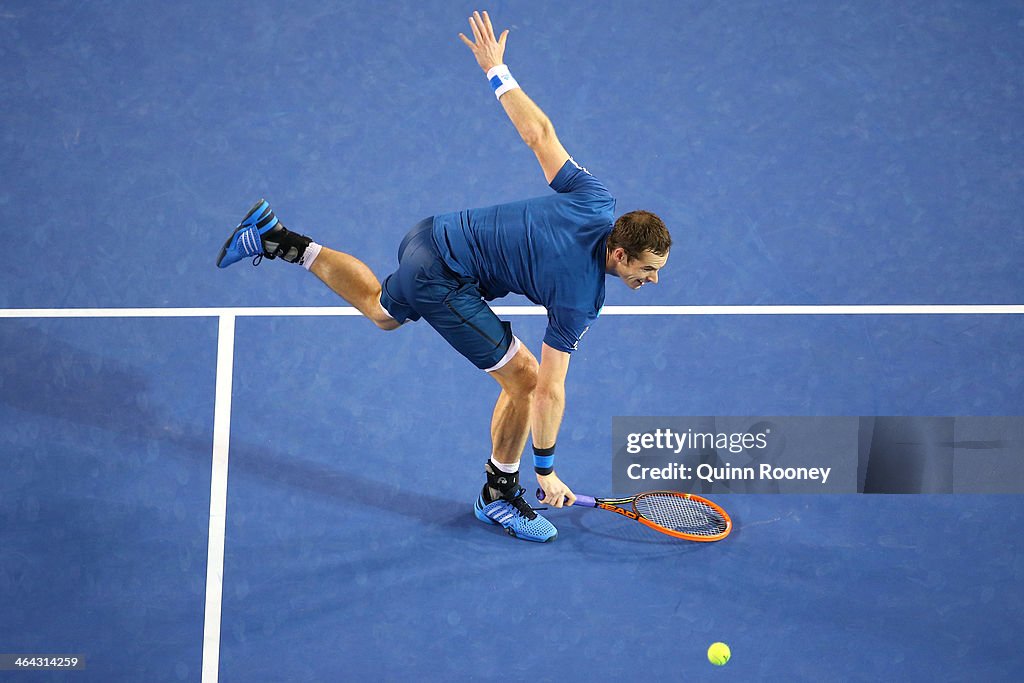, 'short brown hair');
607,210,671,261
